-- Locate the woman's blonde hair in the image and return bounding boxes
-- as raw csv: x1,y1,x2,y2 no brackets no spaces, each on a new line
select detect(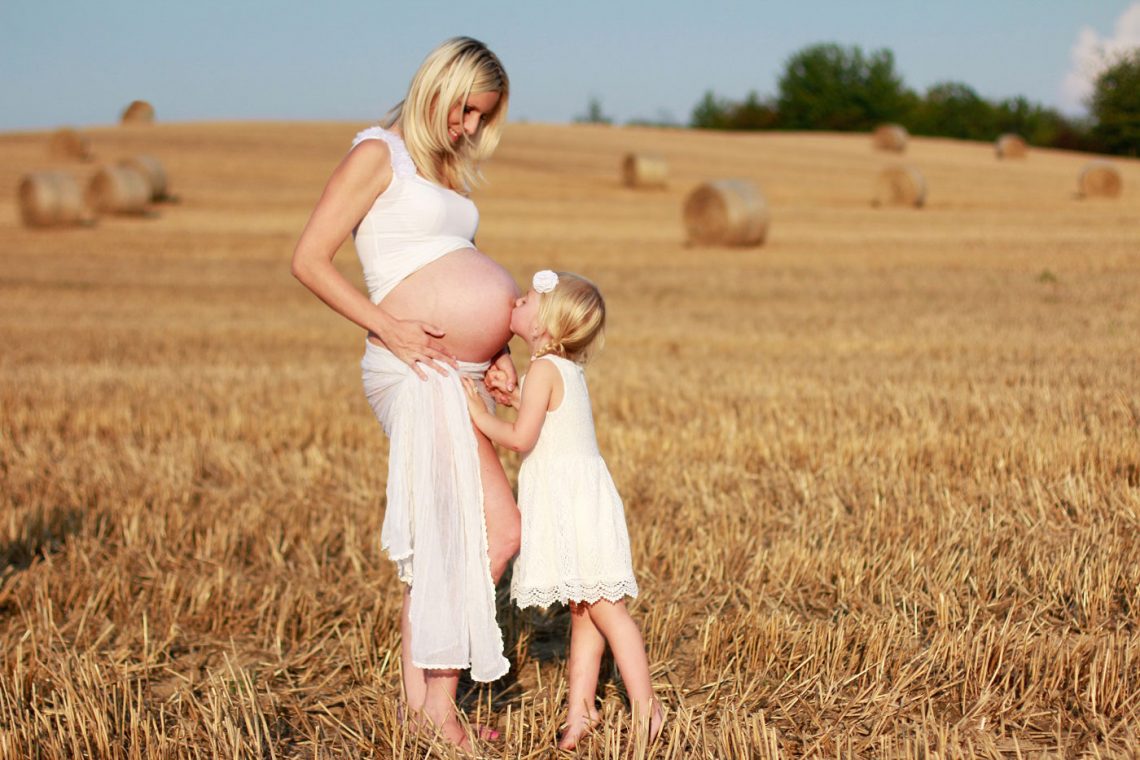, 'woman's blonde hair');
533,273,606,363
382,37,509,193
